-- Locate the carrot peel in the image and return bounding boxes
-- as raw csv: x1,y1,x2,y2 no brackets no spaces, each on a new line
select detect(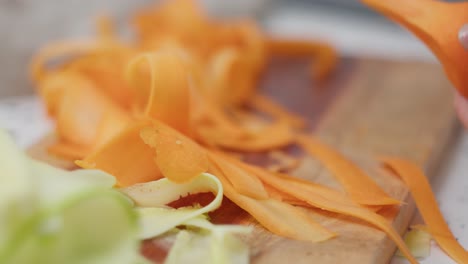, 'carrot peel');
140,120,210,183
297,134,400,206
361,0,468,98
76,120,163,187
209,162,335,242
381,157,468,264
